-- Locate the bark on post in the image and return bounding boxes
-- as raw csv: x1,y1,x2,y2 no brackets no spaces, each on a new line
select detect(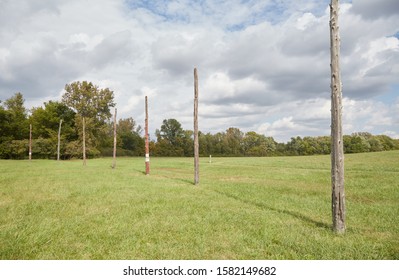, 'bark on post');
145,96,150,175
29,124,32,161
330,0,345,234
112,108,117,169
57,119,63,161
194,68,199,185
82,116,87,166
